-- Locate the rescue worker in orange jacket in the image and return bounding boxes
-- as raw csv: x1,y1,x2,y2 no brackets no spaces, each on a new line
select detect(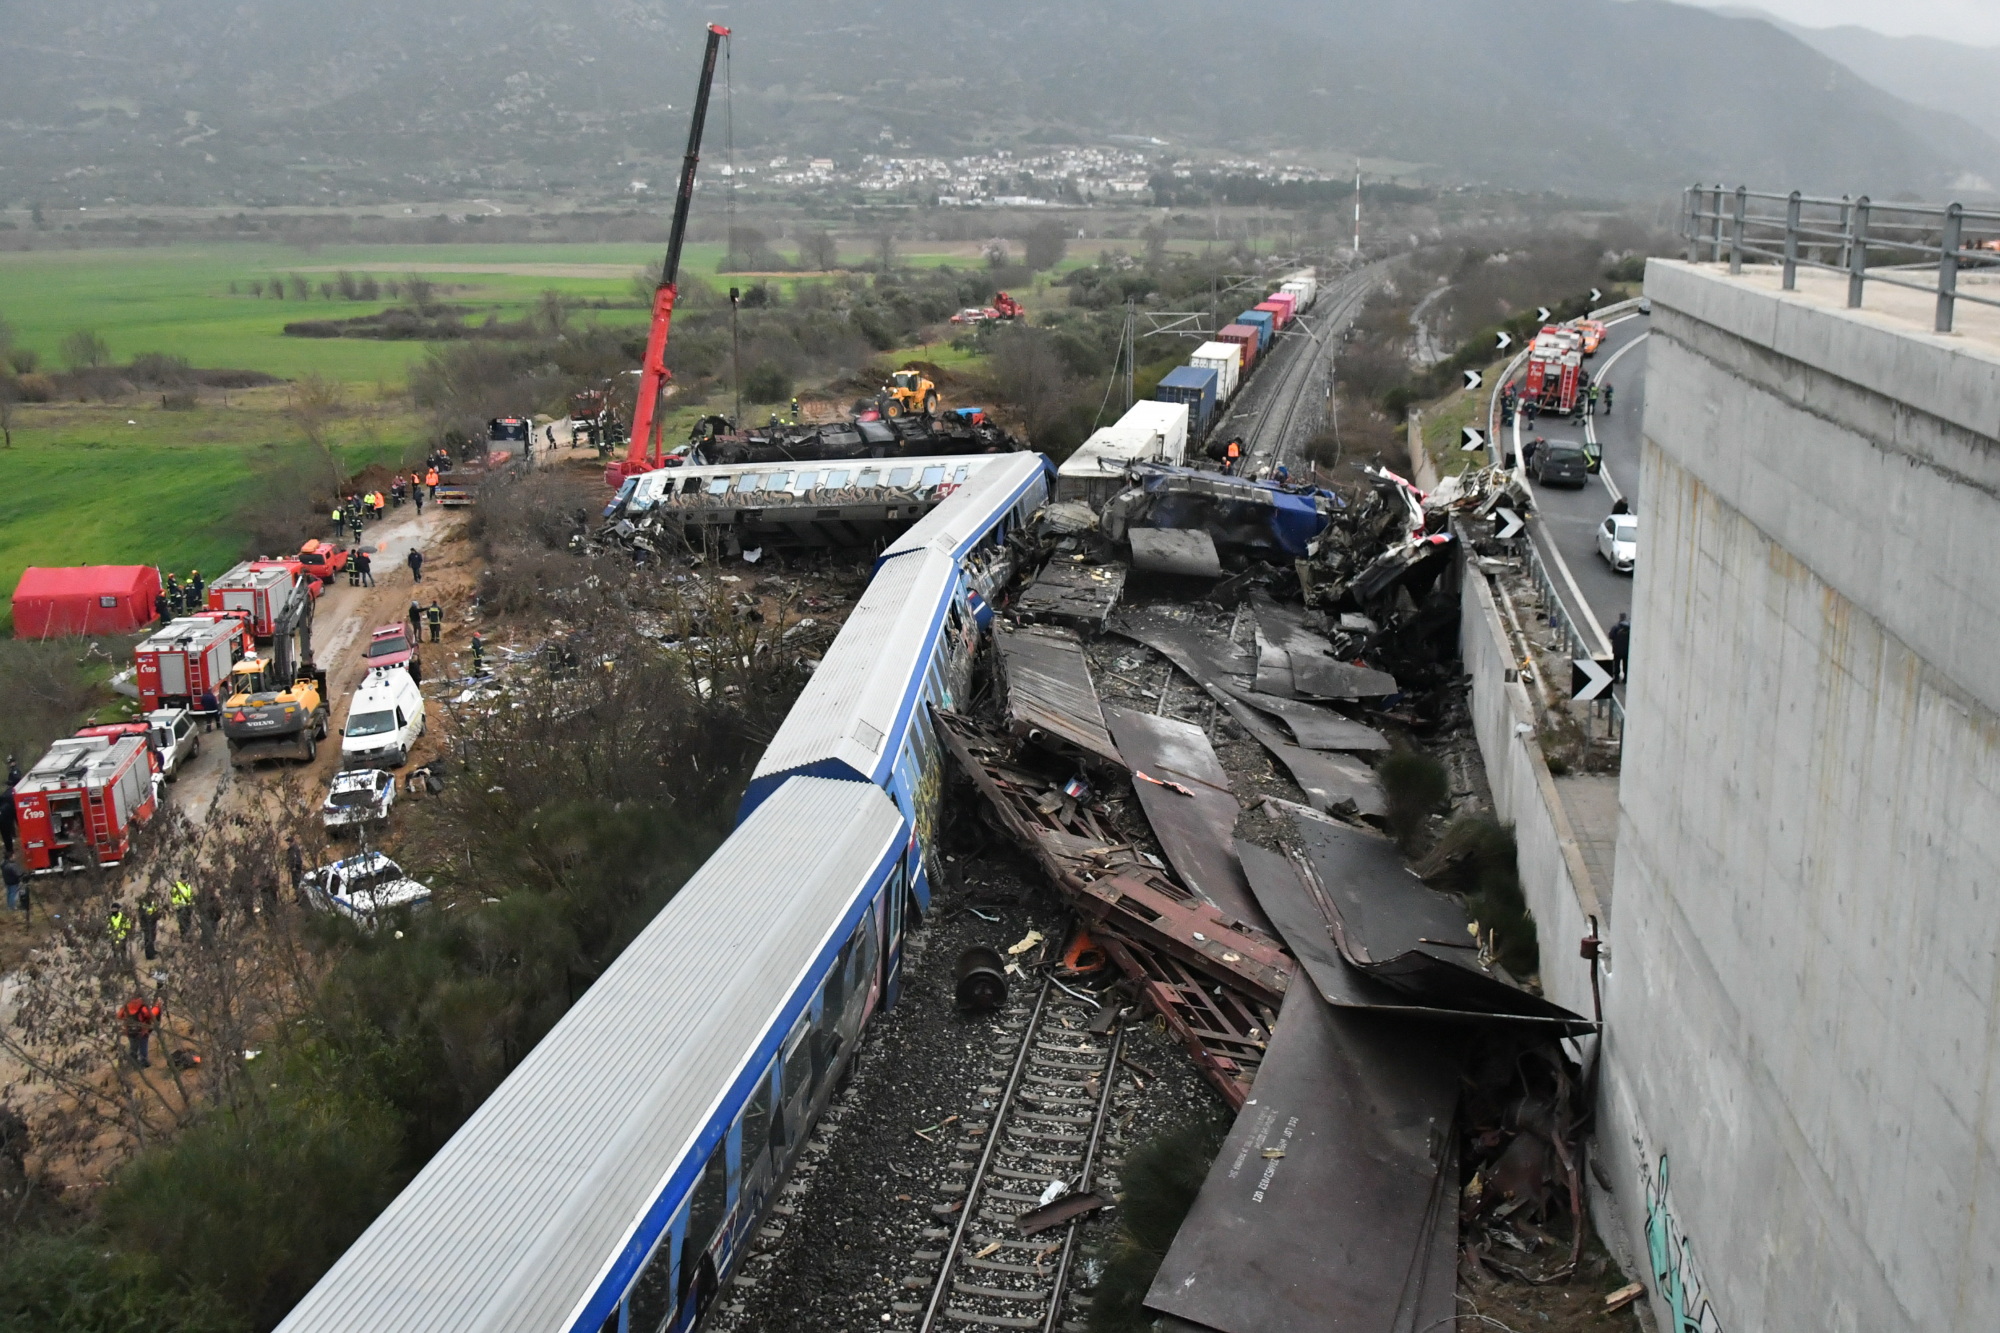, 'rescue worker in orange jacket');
119,995,161,1067
1224,439,1242,474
